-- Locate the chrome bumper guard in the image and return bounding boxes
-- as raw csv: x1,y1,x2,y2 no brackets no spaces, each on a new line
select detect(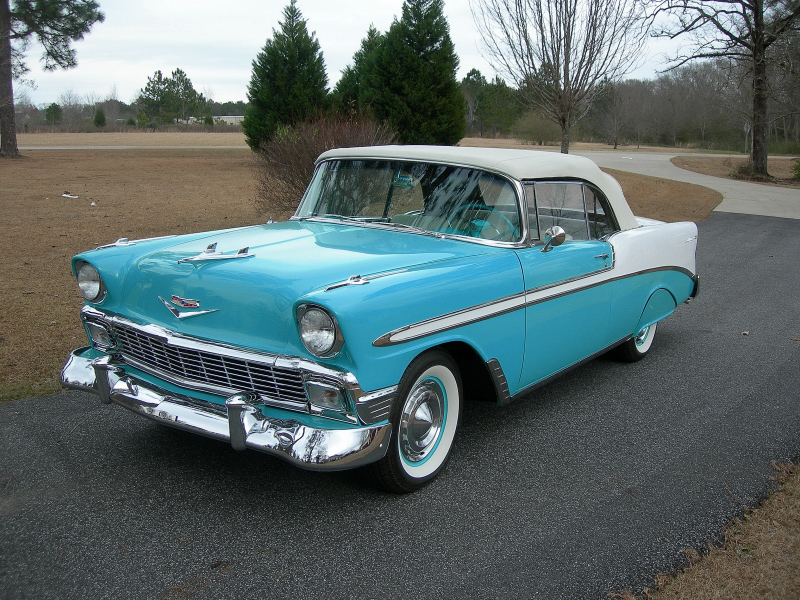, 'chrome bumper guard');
62,348,391,471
